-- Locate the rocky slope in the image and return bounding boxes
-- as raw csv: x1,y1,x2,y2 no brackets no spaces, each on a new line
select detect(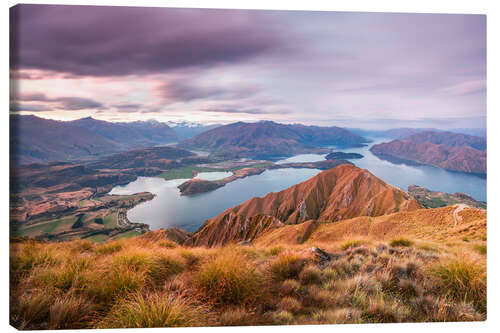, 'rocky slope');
370,140,486,175
186,164,421,246
178,121,368,159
